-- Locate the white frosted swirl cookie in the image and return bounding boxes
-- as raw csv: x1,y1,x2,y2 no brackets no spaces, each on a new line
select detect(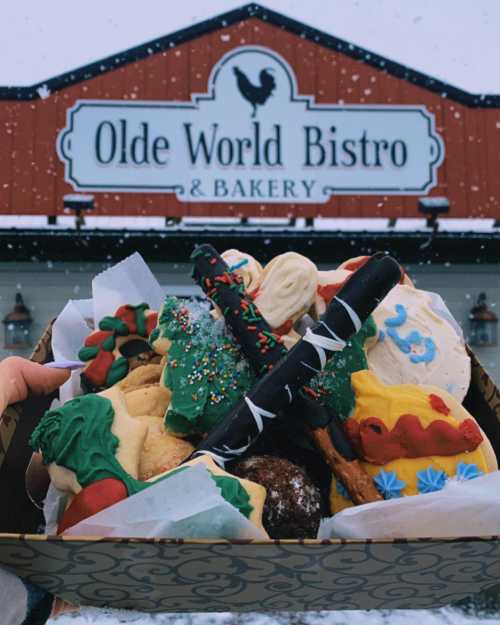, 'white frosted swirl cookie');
254,252,318,331
221,249,263,295
367,285,471,401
